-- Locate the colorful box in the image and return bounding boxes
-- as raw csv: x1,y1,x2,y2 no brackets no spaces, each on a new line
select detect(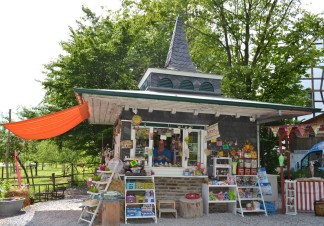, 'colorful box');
136,182,144,189
144,182,154,189
126,181,136,190
126,195,136,203
126,207,141,217
136,195,145,203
